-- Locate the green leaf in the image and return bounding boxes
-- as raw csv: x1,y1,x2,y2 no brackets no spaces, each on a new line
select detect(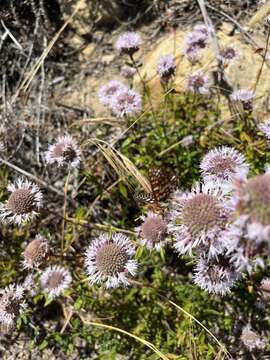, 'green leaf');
119,183,128,198
39,340,48,350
